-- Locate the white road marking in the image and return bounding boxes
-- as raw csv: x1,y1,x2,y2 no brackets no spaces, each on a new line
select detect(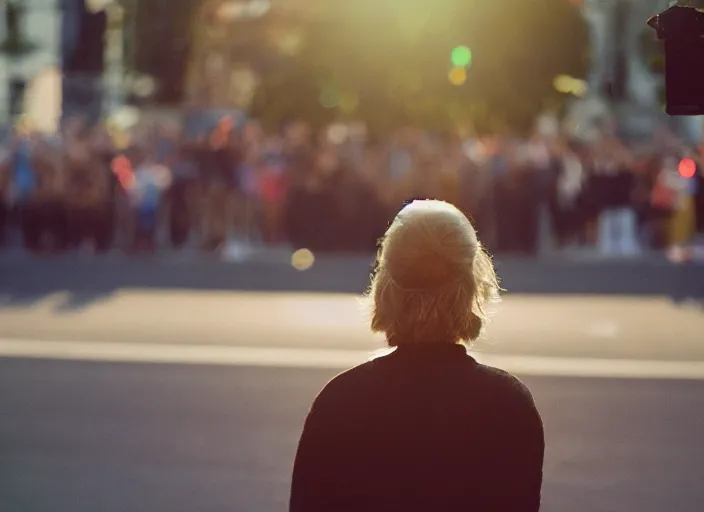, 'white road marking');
584,321,620,339
0,338,365,368
474,353,704,380
1,338,704,380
